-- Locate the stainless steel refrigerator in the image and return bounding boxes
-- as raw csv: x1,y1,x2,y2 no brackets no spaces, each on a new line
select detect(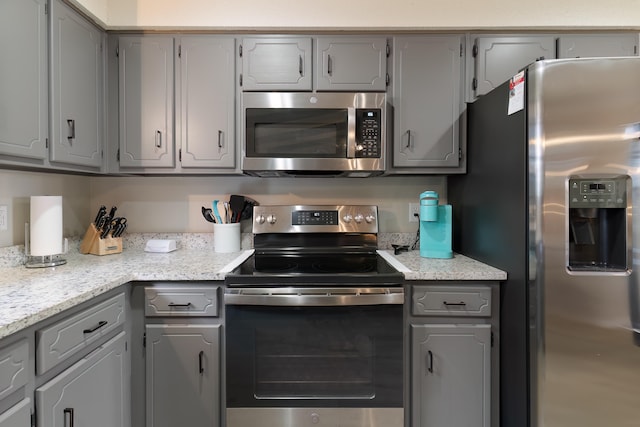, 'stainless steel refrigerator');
449,57,640,427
